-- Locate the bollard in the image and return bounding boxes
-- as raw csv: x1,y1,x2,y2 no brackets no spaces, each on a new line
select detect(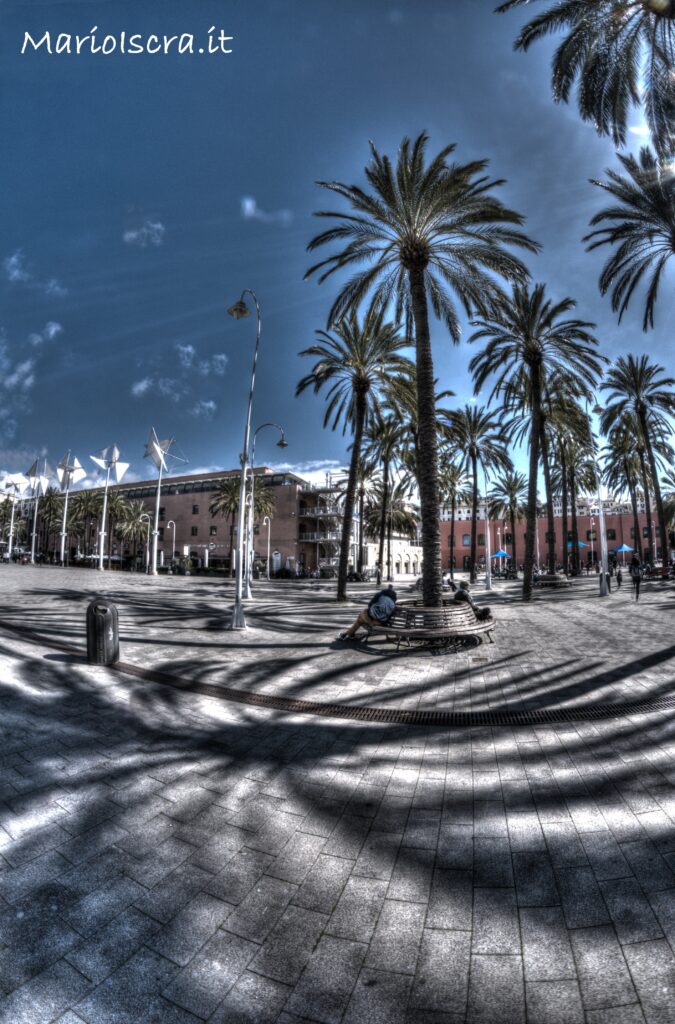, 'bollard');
86,599,119,665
